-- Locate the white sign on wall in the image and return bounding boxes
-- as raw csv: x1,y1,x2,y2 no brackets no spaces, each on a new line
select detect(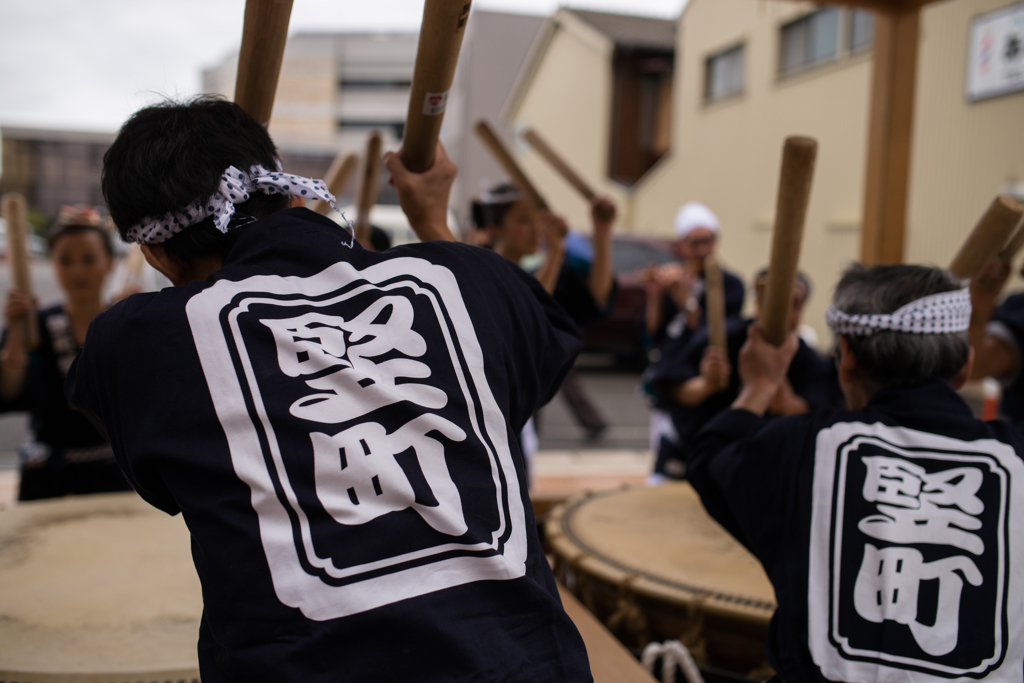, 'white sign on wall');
966,3,1024,102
